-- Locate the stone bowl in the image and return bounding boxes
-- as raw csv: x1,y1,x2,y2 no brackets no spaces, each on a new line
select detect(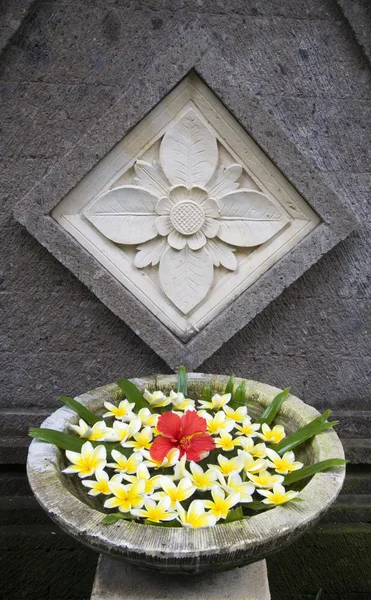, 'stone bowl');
27,374,345,573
